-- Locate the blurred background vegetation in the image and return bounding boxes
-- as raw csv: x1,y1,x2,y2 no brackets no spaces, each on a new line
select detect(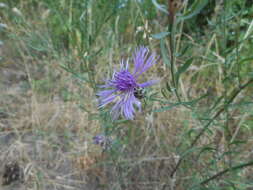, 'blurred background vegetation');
0,0,253,190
